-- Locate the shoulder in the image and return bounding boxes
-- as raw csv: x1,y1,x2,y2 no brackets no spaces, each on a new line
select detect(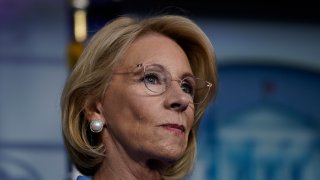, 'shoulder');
76,175,91,180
